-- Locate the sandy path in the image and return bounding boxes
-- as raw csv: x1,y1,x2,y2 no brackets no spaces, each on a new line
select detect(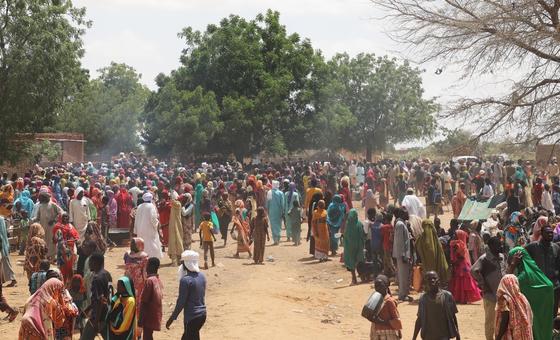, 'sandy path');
0,204,485,339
